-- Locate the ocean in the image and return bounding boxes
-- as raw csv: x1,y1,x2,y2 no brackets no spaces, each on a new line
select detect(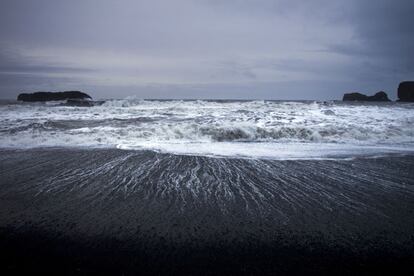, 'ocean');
0,99,413,274
1,99,414,158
